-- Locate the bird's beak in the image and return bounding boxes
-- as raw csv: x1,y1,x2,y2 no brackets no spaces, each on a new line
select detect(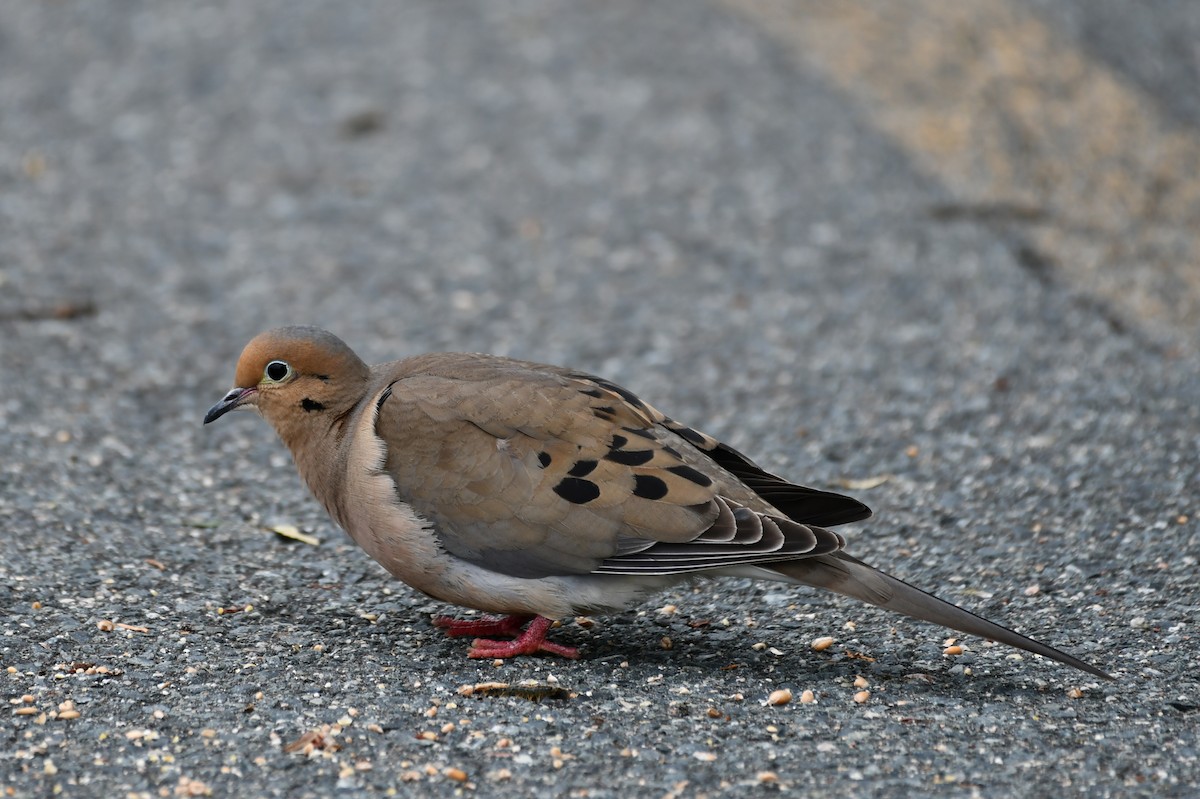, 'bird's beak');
203,386,256,424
